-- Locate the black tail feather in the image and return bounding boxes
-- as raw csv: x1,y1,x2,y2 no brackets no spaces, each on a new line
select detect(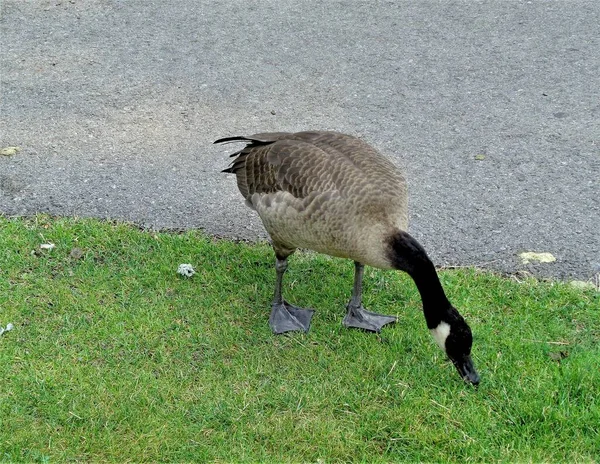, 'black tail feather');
214,136,253,145
215,132,291,146
219,133,286,175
